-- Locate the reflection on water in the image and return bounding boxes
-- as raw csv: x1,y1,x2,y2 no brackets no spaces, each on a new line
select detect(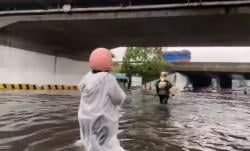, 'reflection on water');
0,91,250,151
